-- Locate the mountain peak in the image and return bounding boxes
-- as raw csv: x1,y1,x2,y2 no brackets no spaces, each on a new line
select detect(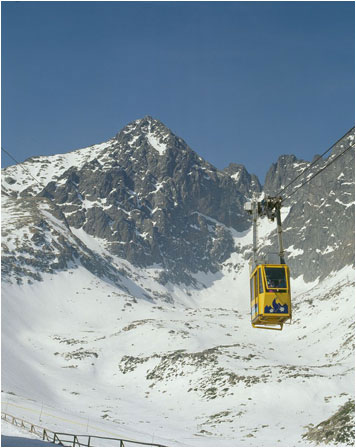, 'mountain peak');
223,163,262,195
116,116,182,156
141,114,158,123
120,116,167,135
